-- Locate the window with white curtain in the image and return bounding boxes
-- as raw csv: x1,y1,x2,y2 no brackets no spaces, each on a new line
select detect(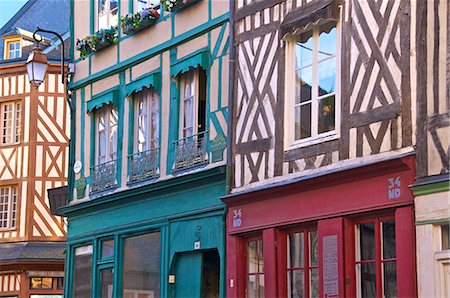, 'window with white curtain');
134,0,161,12
1,101,21,145
285,21,339,148
0,186,18,229
96,105,118,165
135,87,160,152
98,0,118,30
179,68,207,139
